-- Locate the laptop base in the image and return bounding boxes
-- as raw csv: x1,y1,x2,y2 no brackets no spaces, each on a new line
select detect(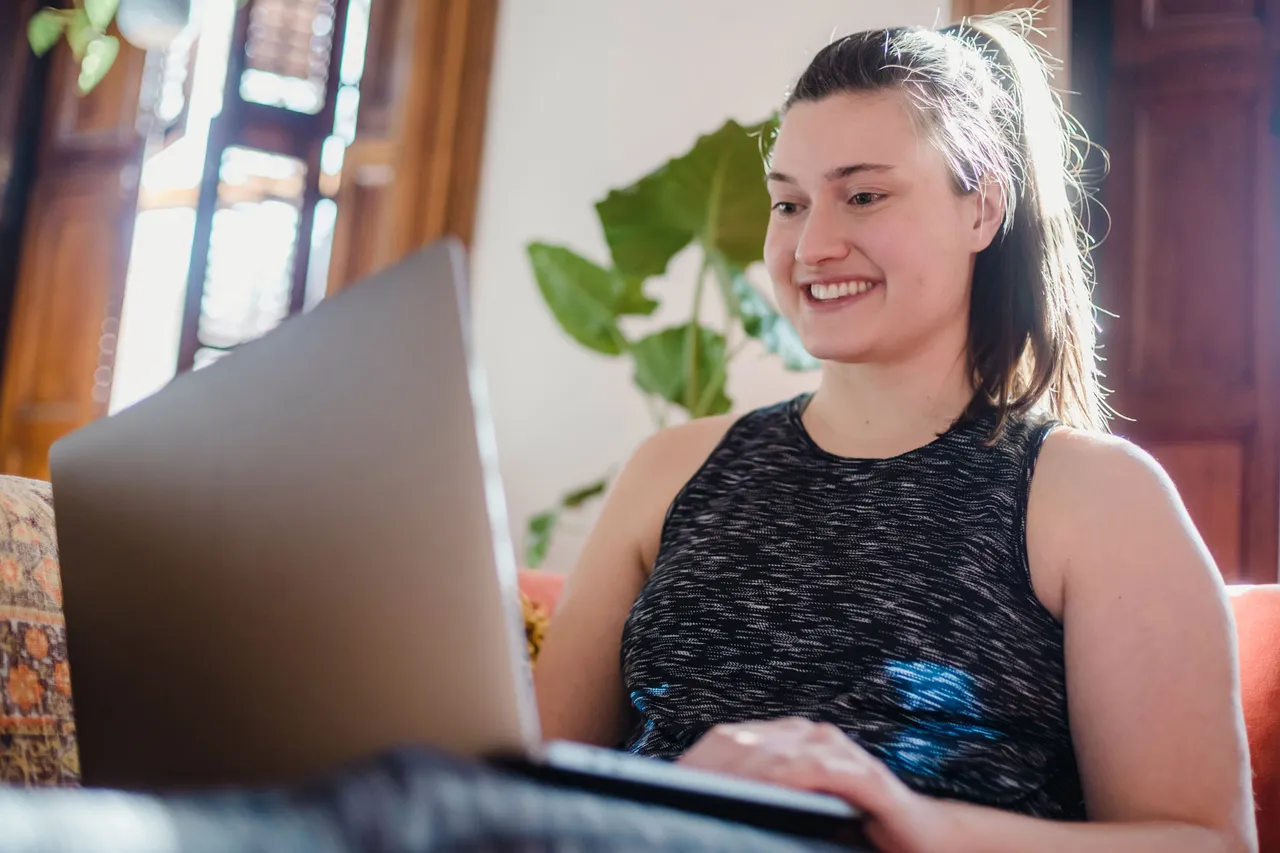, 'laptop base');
490,740,865,846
